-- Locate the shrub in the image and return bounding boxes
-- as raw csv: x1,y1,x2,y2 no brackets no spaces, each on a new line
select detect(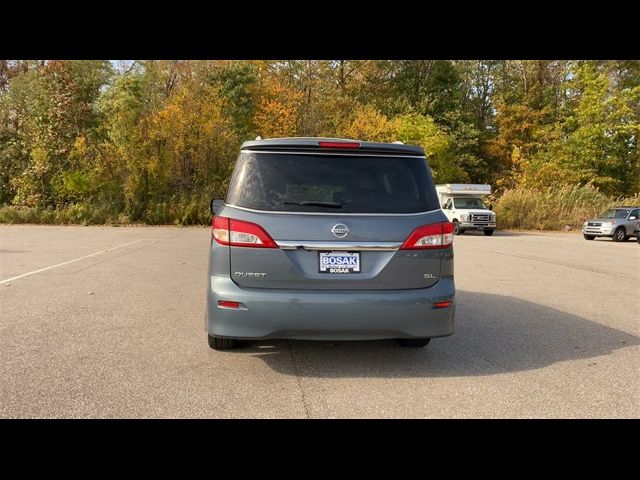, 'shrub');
494,184,640,230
